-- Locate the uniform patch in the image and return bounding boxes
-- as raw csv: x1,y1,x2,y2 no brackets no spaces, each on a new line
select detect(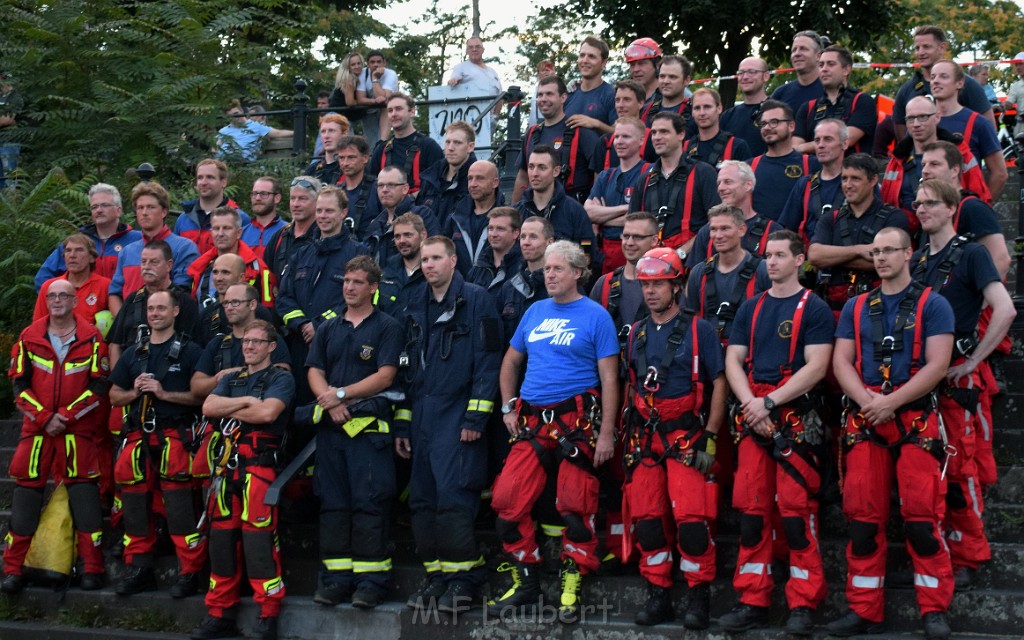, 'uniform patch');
553,140,563,150
100,356,110,373
624,187,633,204
785,165,803,179
114,244,122,252
359,345,374,360
777,320,793,339
85,294,98,306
